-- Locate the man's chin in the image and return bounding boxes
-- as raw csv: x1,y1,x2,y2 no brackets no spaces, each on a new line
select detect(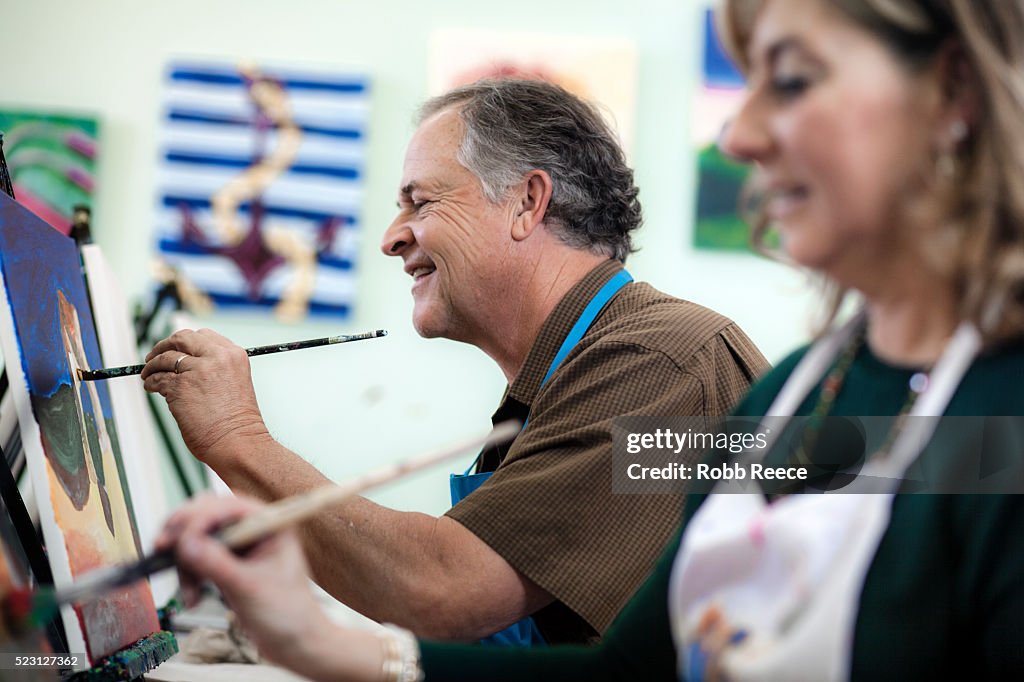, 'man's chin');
412,323,444,339
411,311,446,339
